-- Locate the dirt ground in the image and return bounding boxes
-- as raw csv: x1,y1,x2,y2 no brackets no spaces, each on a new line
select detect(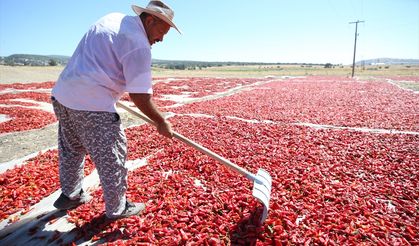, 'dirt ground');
0,65,64,84
0,114,144,164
